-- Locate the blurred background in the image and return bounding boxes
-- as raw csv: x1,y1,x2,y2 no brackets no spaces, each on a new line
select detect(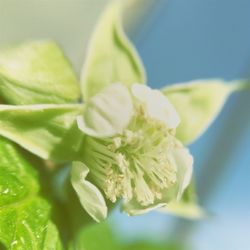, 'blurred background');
1,0,249,249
